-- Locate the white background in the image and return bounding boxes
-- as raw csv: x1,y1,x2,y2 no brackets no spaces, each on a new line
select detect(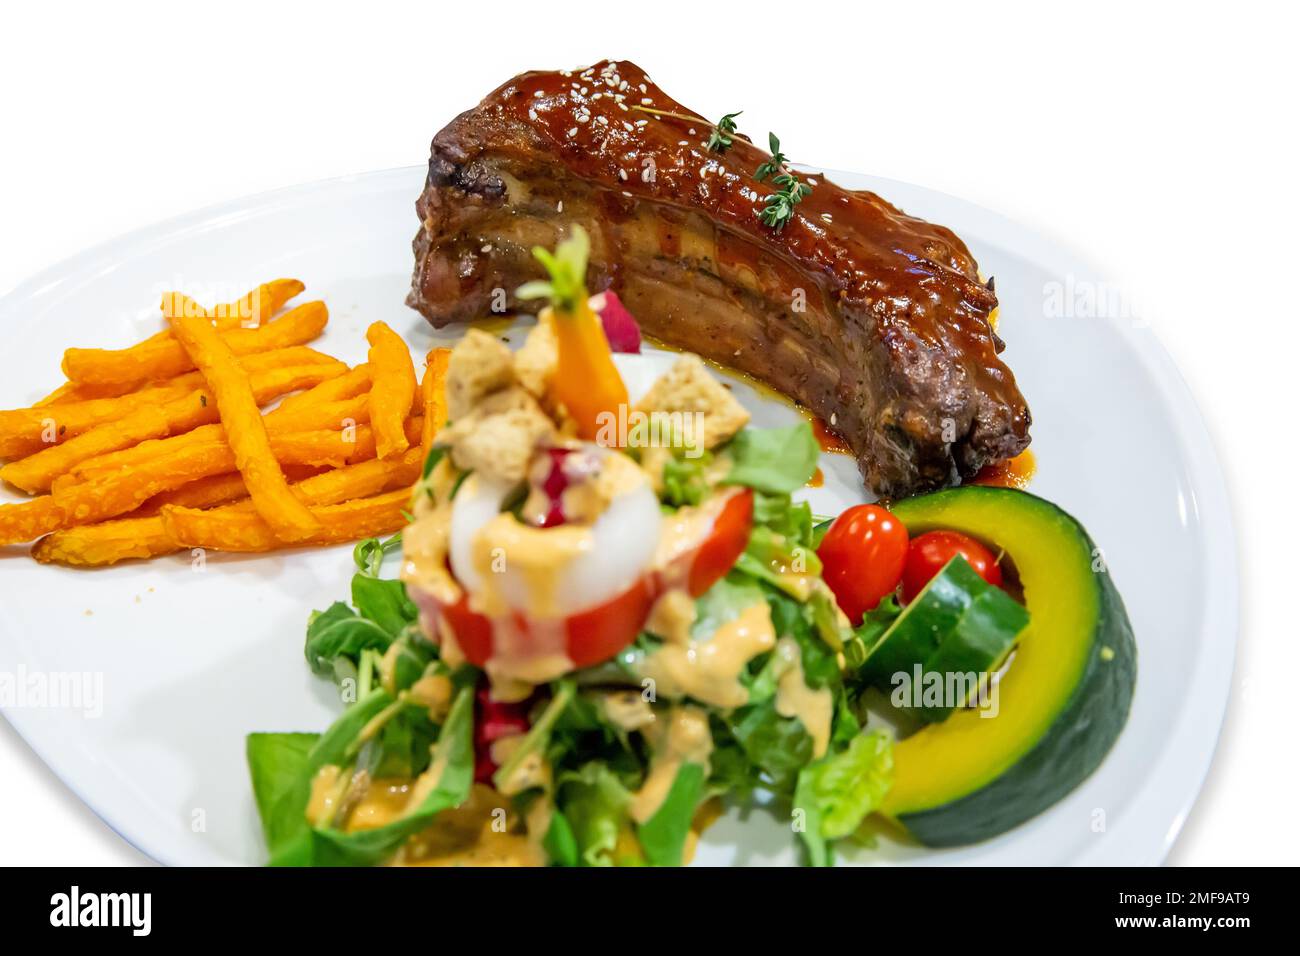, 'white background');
0,0,1294,865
